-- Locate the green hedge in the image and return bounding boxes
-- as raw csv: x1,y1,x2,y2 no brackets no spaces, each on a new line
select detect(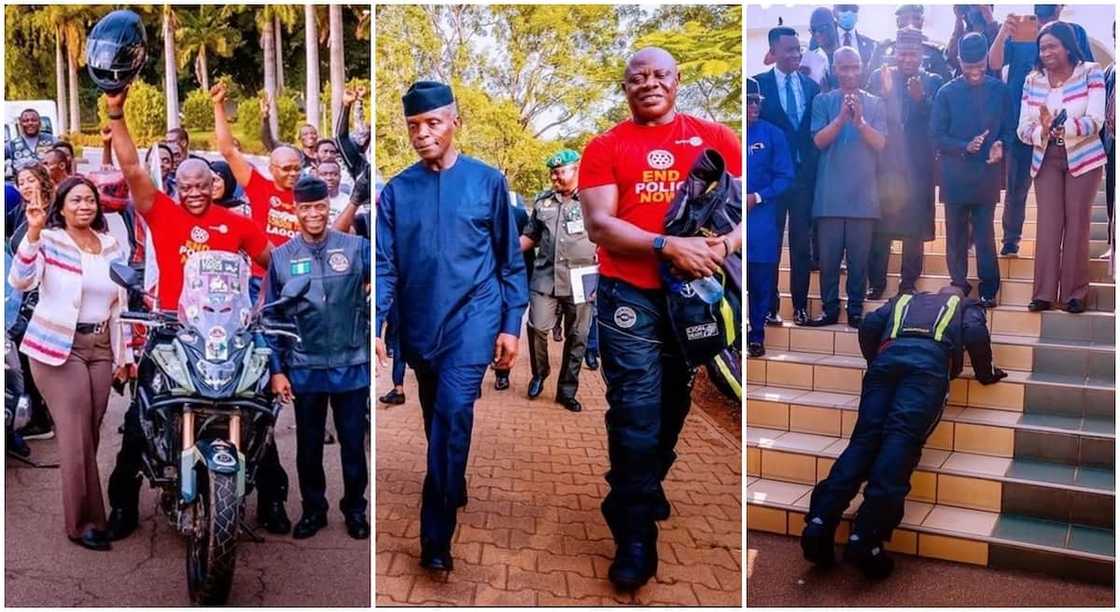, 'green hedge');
182,88,213,131
95,80,166,147
234,90,300,148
